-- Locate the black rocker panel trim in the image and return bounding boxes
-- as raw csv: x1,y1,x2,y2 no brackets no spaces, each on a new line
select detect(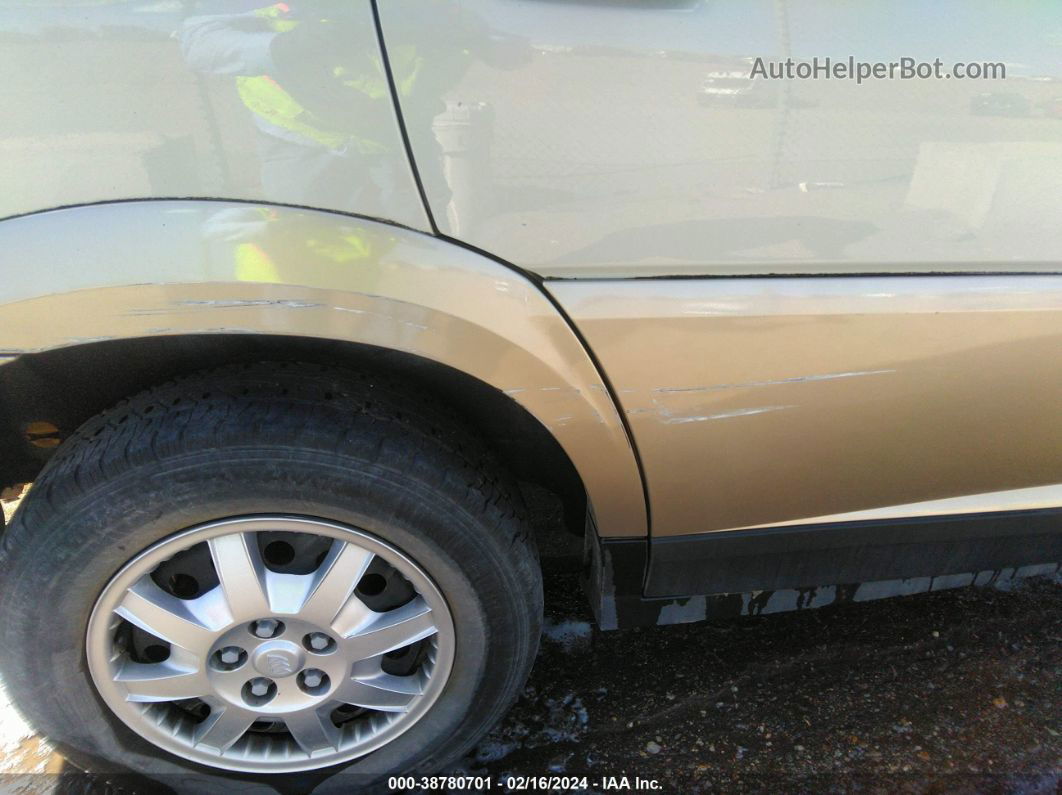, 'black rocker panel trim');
644,508,1061,598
